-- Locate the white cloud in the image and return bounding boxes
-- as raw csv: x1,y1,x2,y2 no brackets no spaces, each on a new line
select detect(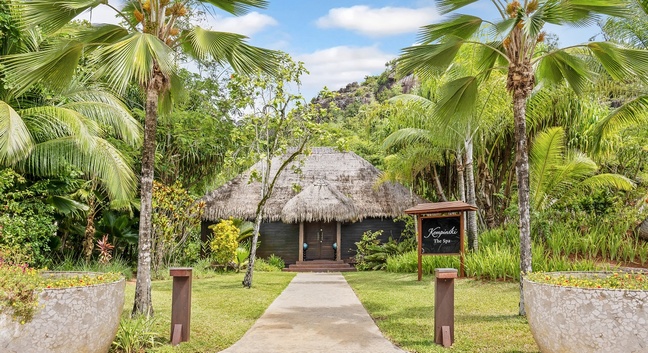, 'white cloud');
201,12,277,37
316,6,440,37
296,46,395,98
